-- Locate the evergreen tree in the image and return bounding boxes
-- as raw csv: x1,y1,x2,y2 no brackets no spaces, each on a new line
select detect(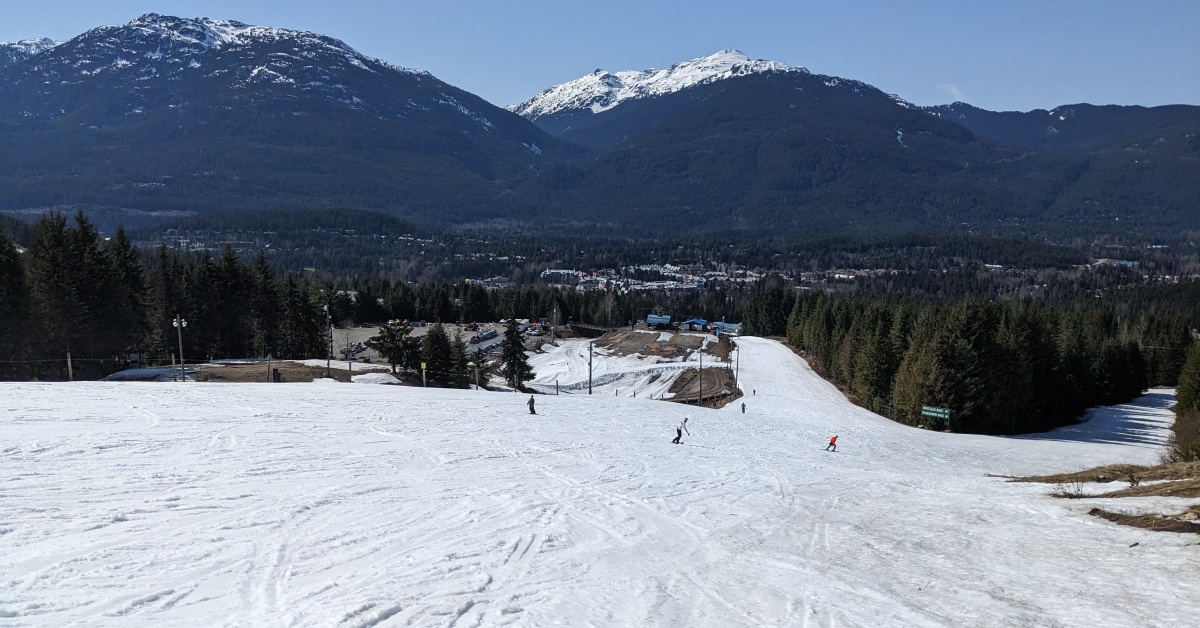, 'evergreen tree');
108,227,150,358
1178,341,1200,413
367,323,414,374
251,250,283,357
500,318,534,390
420,322,453,387
0,232,32,378
27,213,85,376
213,246,253,358
450,331,470,388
